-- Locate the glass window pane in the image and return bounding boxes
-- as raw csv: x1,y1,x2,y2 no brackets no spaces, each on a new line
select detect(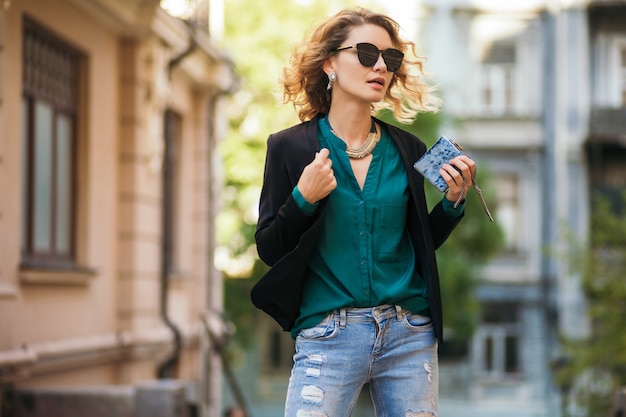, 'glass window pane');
55,114,72,254
484,336,494,371
622,47,626,106
482,68,493,109
21,98,30,252
269,330,282,369
33,101,53,252
164,110,183,273
494,174,520,252
505,335,519,373
505,66,514,110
